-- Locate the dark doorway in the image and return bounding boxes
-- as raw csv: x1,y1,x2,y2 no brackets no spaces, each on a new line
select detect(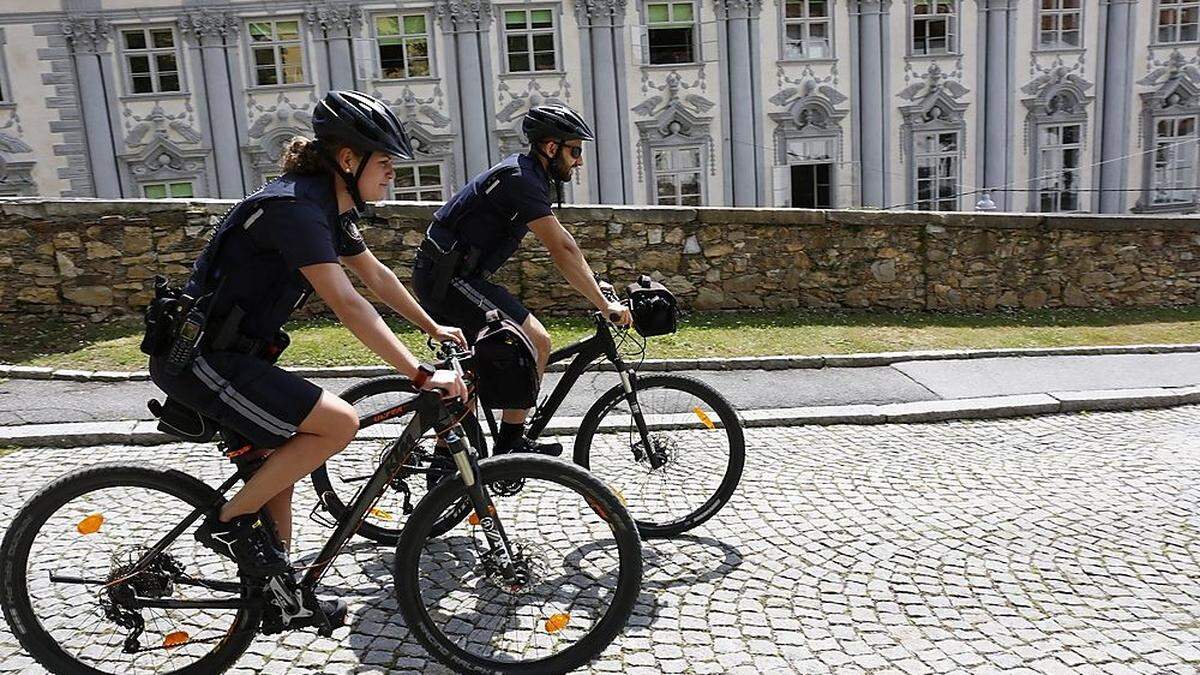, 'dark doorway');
791,164,832,208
